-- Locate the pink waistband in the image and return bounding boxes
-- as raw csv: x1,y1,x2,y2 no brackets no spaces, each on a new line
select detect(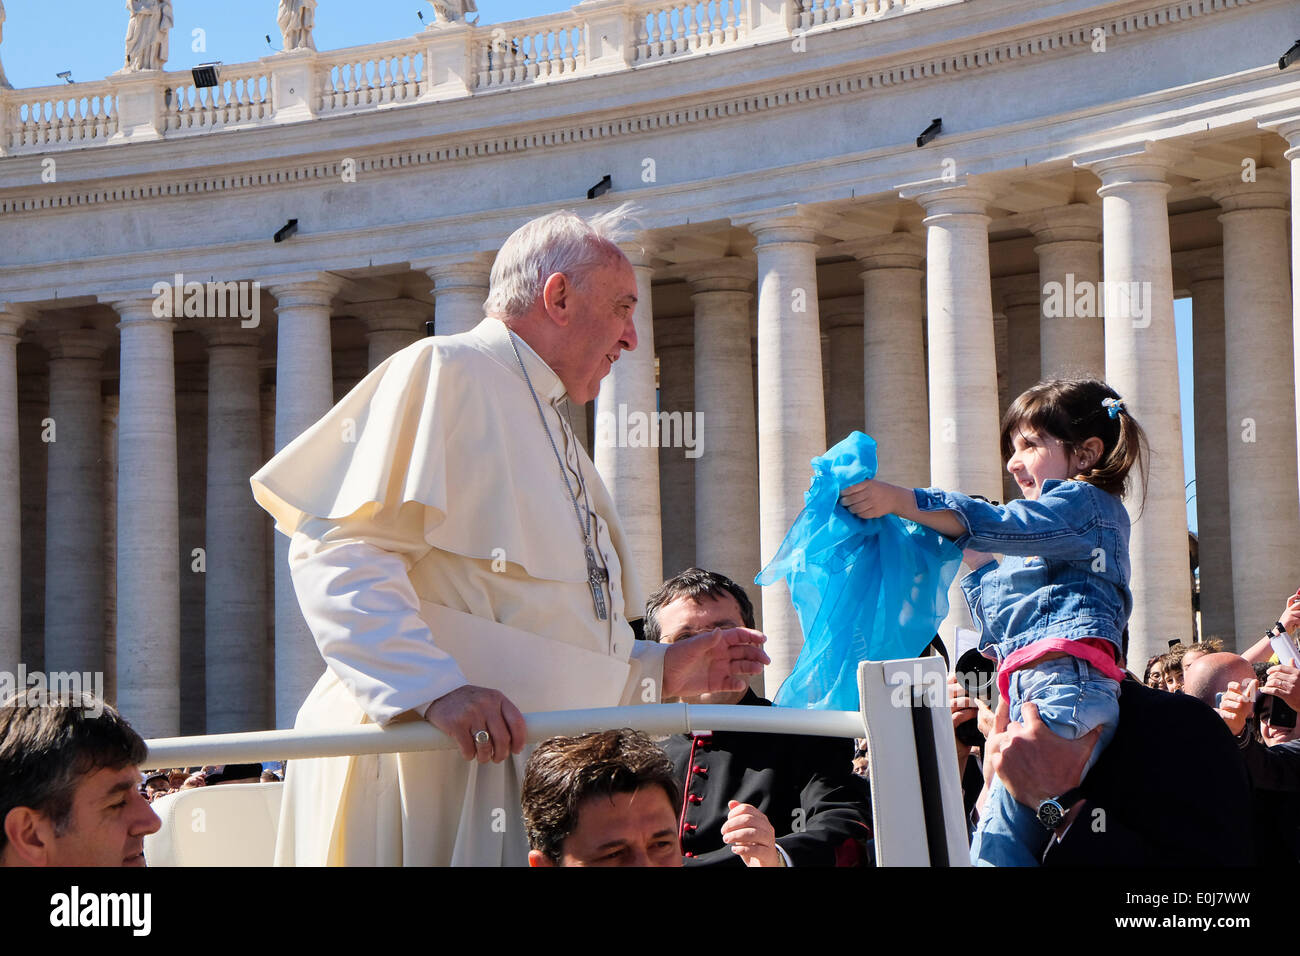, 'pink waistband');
997,637,1126,701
